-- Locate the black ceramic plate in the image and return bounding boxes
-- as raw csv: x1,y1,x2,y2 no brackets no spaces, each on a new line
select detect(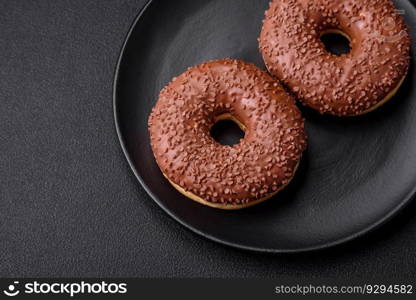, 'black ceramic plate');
114,0,416,252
